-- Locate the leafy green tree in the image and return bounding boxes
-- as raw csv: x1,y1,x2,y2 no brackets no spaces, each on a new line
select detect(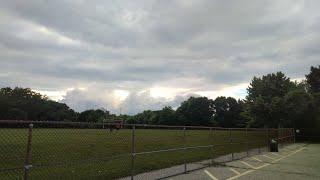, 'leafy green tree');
213,97,244,127
239,103,253,128
306,65,320,93
78,109,109,122
284,90,315,128
0,87,77,121
176,97,214,126
269,97,287,127
129,110,158,124
247,72,294,103
158,106,176,125
246,72,294,127
125,106,176,125
7,108,27,120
